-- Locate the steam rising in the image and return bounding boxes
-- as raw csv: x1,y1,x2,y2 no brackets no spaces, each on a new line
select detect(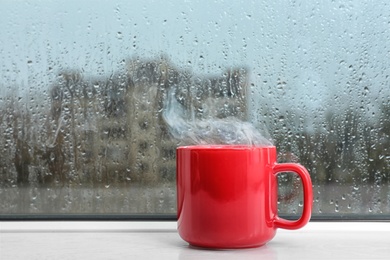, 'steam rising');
163,88,273,146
